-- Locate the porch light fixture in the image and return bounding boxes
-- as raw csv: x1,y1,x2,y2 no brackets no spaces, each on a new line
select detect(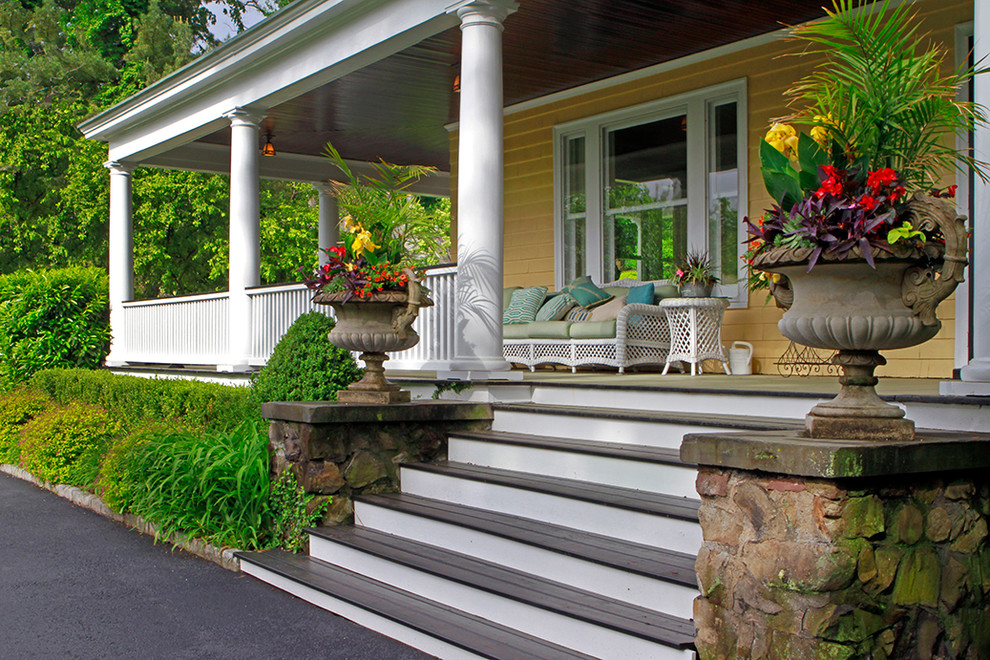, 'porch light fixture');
452,75,461,93
262,133,276,157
